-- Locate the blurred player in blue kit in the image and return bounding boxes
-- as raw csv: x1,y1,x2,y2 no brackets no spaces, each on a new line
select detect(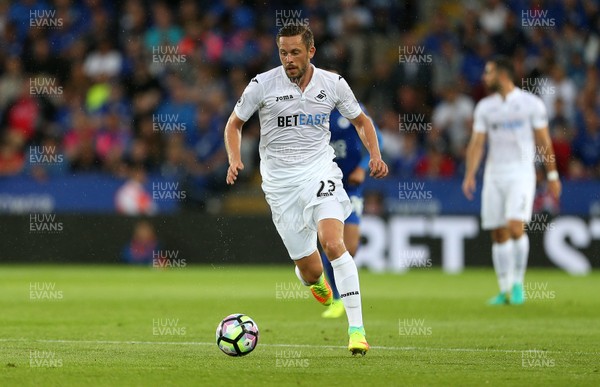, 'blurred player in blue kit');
321,106,382,318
